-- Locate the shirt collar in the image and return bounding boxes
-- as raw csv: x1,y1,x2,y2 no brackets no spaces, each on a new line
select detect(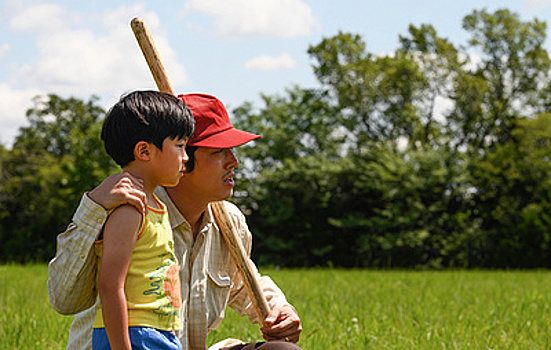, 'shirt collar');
154,186,188,230
205,203,216,227
154,186,215,231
